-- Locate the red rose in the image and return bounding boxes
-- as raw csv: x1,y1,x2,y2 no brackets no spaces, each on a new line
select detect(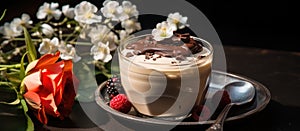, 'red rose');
23,52,79,124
